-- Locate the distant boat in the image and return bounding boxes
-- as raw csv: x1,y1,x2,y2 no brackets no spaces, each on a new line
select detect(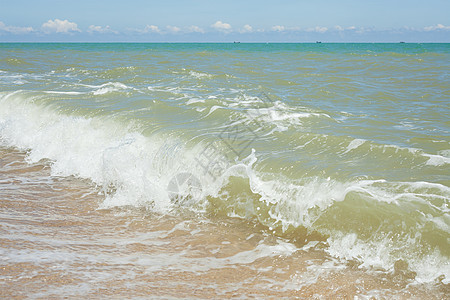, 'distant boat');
316,41,322,43
400,41,406,43
233,41,240,44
